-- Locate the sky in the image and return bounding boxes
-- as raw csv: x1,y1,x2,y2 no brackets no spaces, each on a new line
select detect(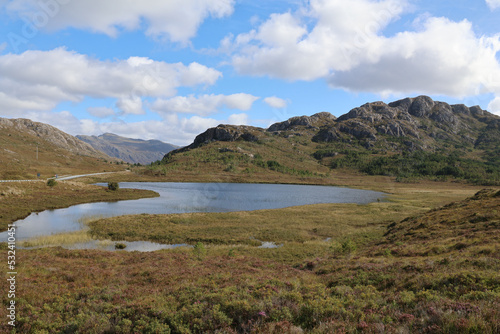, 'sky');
0,0,499,146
